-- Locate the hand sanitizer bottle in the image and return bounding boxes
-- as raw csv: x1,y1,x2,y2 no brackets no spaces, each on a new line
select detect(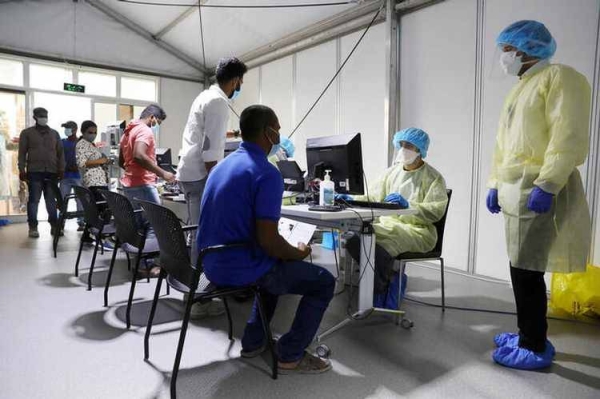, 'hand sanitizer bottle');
320,170,335,206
